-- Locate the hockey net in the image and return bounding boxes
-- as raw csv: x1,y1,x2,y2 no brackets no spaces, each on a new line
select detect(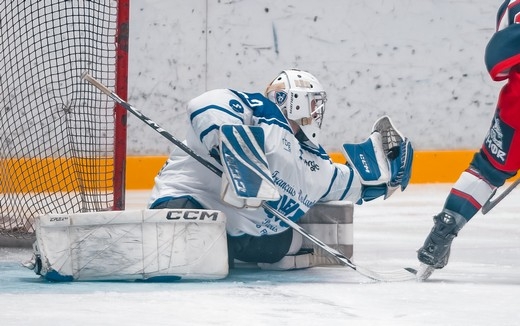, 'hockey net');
0,1,128,240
